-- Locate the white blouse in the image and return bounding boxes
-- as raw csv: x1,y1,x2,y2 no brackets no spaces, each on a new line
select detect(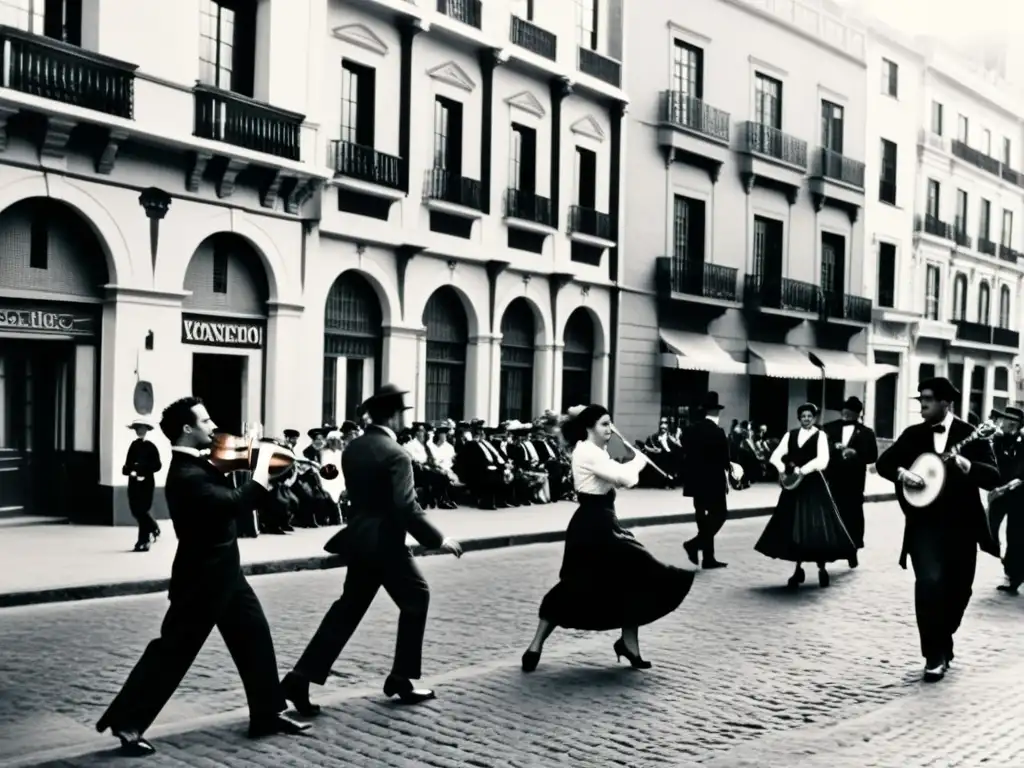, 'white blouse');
769,427,830,475
572,440,645,495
